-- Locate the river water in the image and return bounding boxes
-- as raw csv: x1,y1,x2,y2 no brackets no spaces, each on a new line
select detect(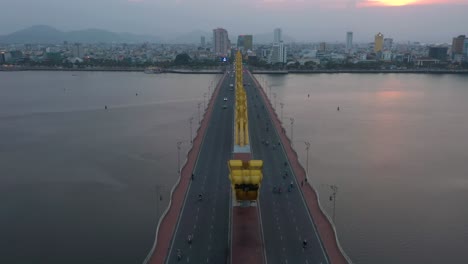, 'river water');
0,71,221,263
257,73,468,264
1,71,467,263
